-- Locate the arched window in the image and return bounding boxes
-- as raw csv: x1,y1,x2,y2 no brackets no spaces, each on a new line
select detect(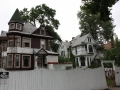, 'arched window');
88,45,93,52
80,56,85,66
